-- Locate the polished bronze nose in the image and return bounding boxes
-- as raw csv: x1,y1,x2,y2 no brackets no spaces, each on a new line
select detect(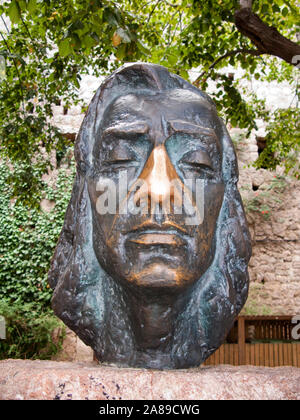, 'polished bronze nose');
134,145,183,214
